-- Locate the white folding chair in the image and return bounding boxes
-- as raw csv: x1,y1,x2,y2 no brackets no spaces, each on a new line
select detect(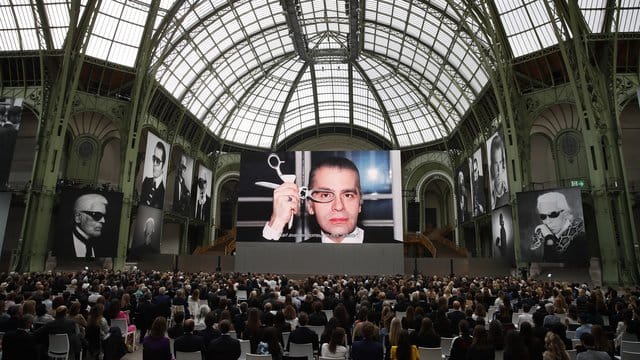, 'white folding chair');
48,333,70,360
441,337,454,358
322,309,334,320
495,349,504,360
566,349,577,360
236,290,248,303
228,330,238,339
622,341,640,354
566,330,576,339
175,350,202,360
418,347,442,360
396,311,407,319
246,354,272,359
112,318,138,351
282,332,290,347
511,313,520,328
289,342,314,359
623,351,640,360
239,339,251,360
308,325,325,341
